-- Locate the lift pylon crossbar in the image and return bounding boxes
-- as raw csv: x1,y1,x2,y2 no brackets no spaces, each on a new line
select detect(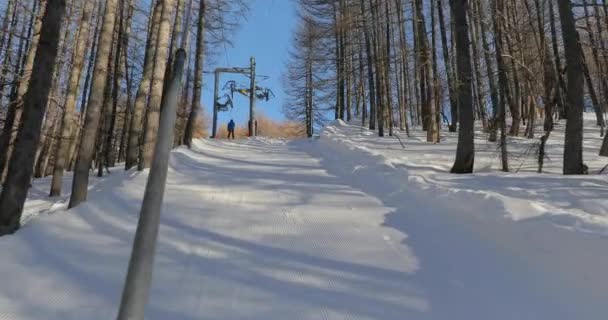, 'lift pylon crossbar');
211,57,257,138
